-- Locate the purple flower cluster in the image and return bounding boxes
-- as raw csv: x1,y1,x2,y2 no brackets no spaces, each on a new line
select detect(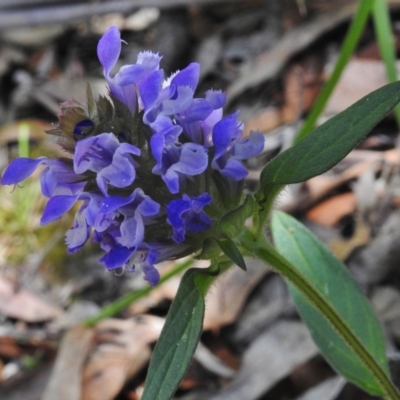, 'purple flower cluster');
1,26,264,285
